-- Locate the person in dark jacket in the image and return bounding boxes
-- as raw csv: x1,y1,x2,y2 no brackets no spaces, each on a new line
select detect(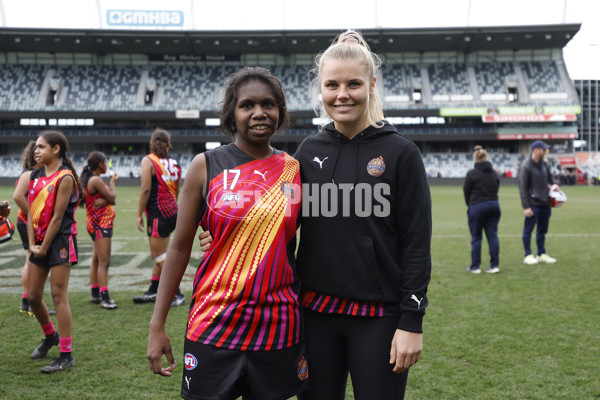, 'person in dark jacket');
294,29,431,400
518,140,559,265
463,146,501,274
